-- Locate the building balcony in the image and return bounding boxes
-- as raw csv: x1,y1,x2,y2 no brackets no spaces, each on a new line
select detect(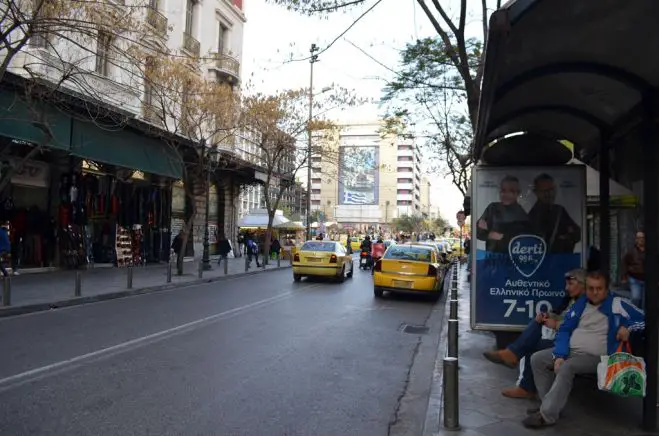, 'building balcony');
183,32,200,57
397,183,414,190
146,7,168,36
397,193,413,201
210,52,240,84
